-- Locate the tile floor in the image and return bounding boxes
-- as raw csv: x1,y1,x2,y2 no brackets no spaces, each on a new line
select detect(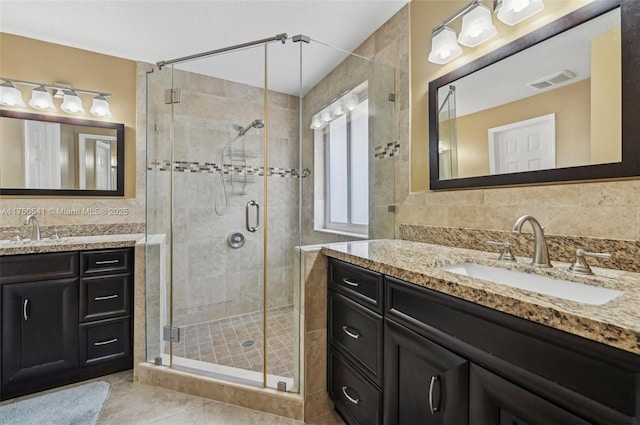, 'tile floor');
1,370,345,425
169,305,296,378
